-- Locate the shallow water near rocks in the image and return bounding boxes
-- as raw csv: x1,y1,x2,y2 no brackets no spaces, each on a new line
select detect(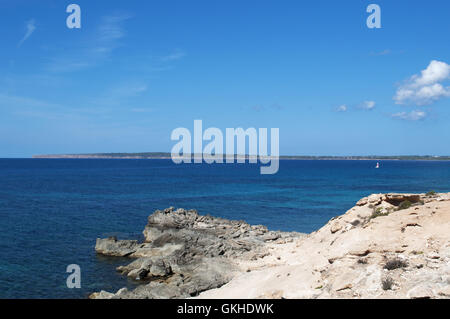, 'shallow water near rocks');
1,158,450,298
